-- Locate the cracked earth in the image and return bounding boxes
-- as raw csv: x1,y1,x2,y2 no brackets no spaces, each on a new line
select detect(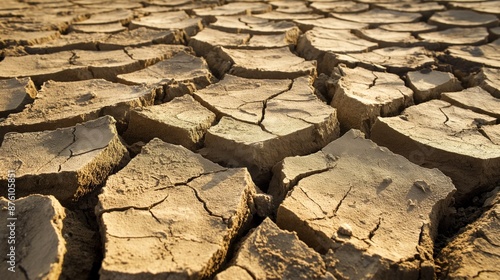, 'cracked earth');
0,0,499,279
